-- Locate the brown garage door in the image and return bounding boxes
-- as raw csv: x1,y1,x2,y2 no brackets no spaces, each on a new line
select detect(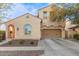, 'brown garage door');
41,29,62,39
